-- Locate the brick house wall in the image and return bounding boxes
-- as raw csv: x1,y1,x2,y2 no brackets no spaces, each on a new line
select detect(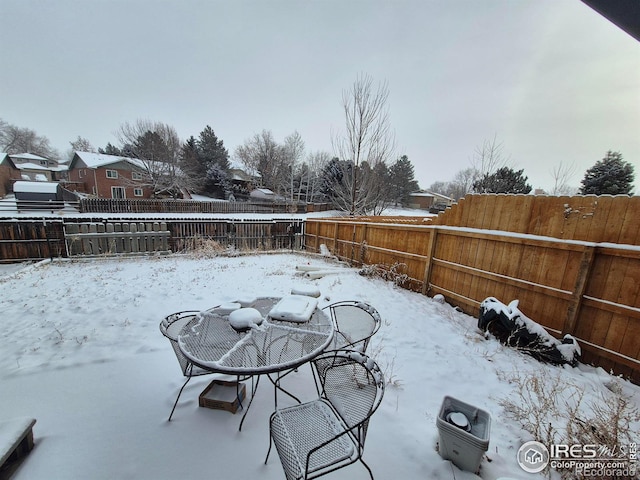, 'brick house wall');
0,162,11,197
66,157,153,199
